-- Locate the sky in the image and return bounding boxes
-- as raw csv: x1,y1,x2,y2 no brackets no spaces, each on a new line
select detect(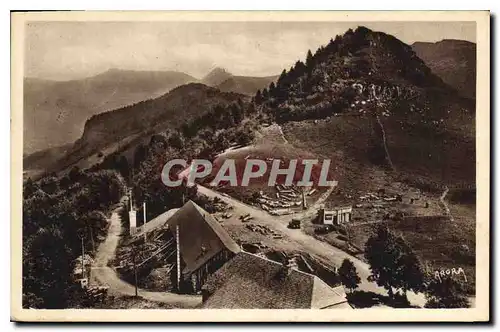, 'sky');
24,21,476,81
